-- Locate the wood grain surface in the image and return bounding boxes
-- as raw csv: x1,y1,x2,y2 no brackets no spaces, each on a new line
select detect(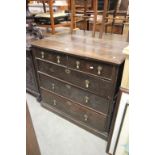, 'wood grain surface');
31,30,128,65
26,104,41,155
